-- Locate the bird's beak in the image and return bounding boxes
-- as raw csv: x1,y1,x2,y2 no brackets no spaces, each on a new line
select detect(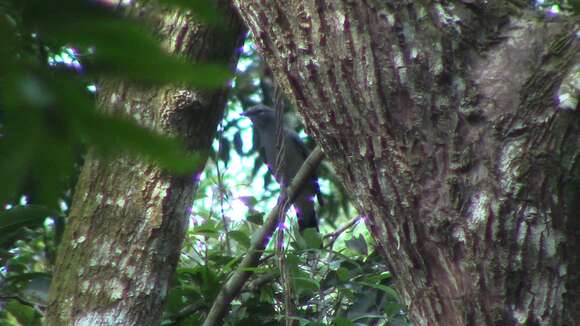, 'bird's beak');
240,109,257,118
